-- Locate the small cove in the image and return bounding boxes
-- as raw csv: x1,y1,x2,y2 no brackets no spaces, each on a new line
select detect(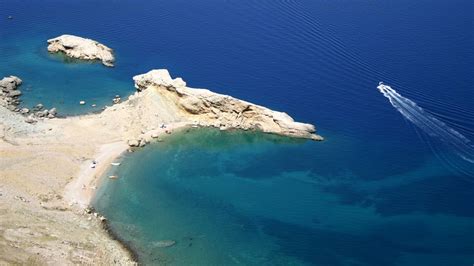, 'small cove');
93,128,474,265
